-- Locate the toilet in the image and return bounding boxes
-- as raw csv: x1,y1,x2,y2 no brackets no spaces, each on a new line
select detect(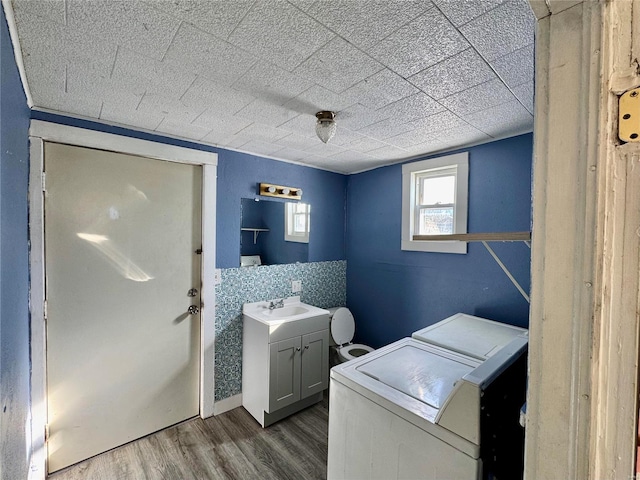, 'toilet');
328,307,374,364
